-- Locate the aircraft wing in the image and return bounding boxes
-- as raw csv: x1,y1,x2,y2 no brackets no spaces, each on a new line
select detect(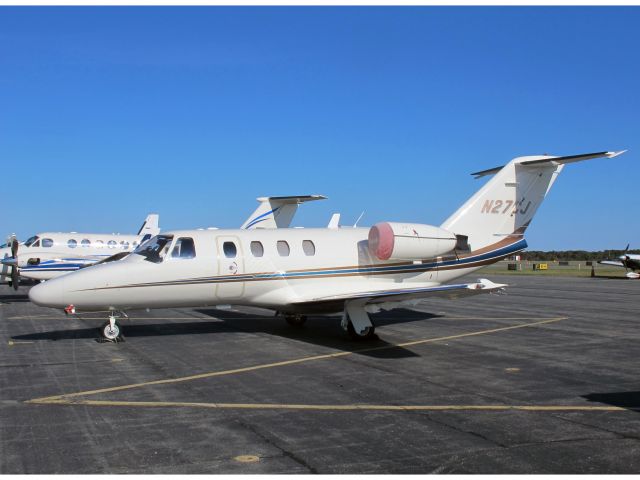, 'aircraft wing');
598,260,626,268
291,279,507,310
